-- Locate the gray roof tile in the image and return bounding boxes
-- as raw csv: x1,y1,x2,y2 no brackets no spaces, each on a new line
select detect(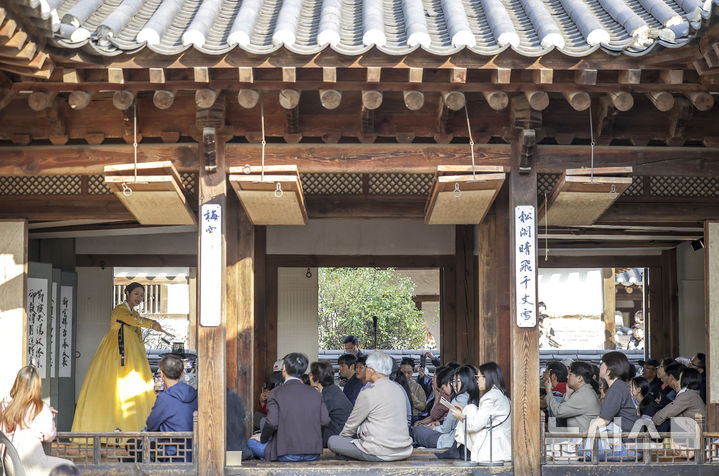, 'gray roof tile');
9,0,715,58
